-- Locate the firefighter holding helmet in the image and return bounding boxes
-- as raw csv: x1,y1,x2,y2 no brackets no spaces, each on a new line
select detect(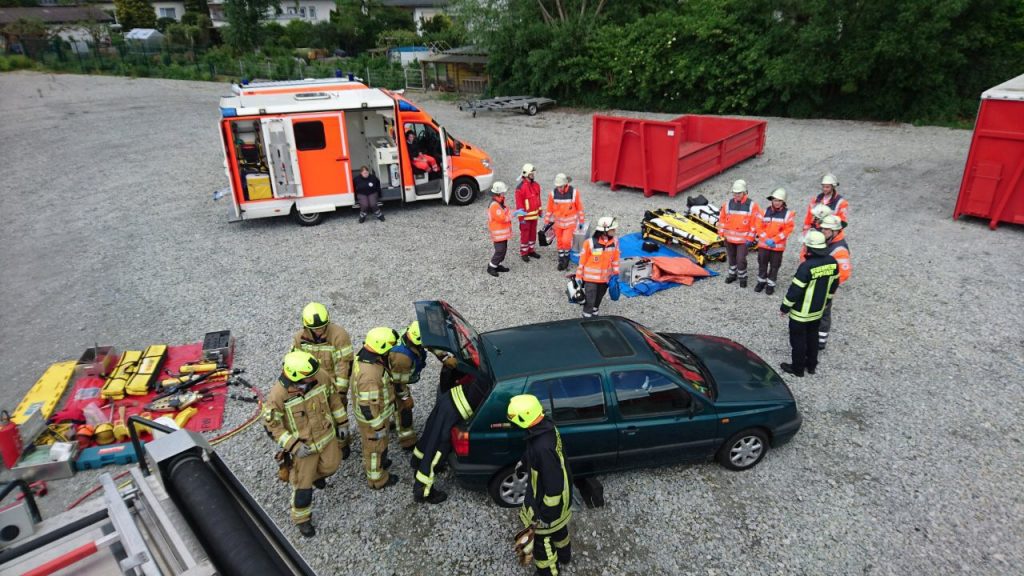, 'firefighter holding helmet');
354,327,402,489
544,173,585,271
263,350,345,538
508,394,573,576
293,302,354,458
